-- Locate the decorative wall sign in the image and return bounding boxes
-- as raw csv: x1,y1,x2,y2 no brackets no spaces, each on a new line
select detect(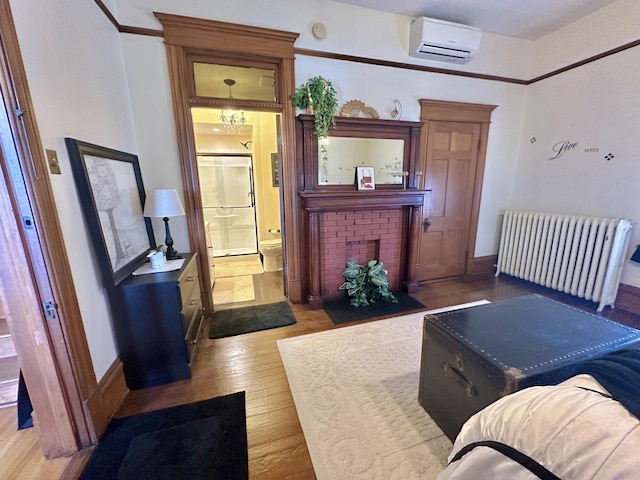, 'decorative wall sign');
548,140,578,160
539,138,612,162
